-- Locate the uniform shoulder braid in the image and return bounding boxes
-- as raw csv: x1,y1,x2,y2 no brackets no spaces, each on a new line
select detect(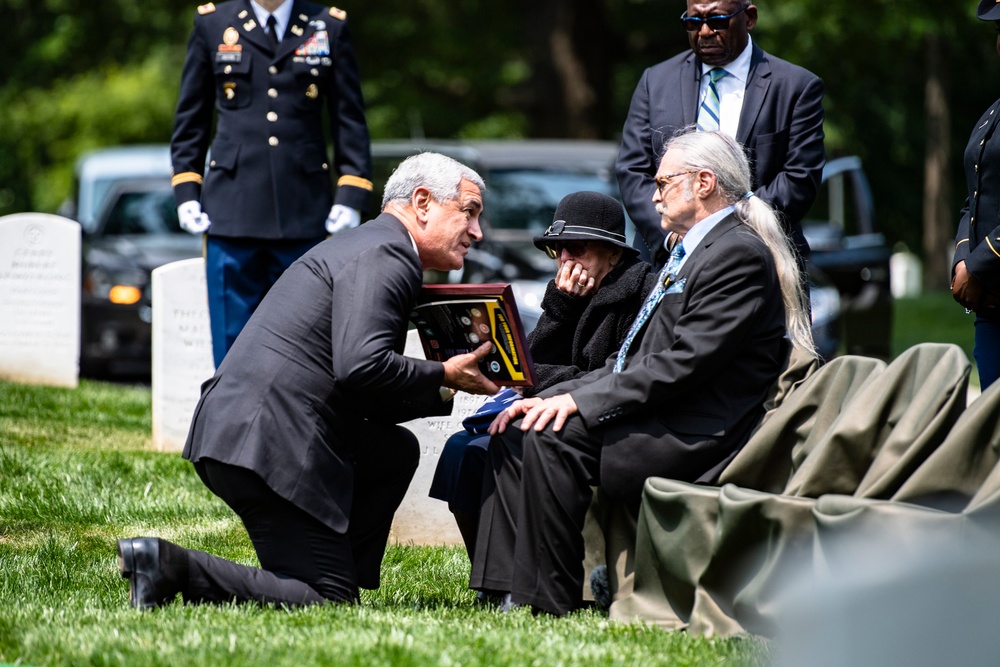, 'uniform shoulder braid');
197,2,216,14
